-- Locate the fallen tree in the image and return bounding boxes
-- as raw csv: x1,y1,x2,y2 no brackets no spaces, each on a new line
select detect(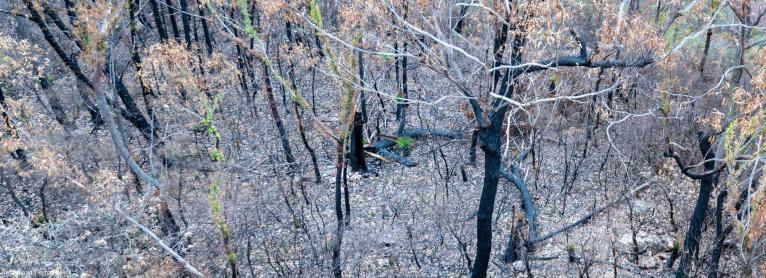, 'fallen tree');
367,128,465,167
